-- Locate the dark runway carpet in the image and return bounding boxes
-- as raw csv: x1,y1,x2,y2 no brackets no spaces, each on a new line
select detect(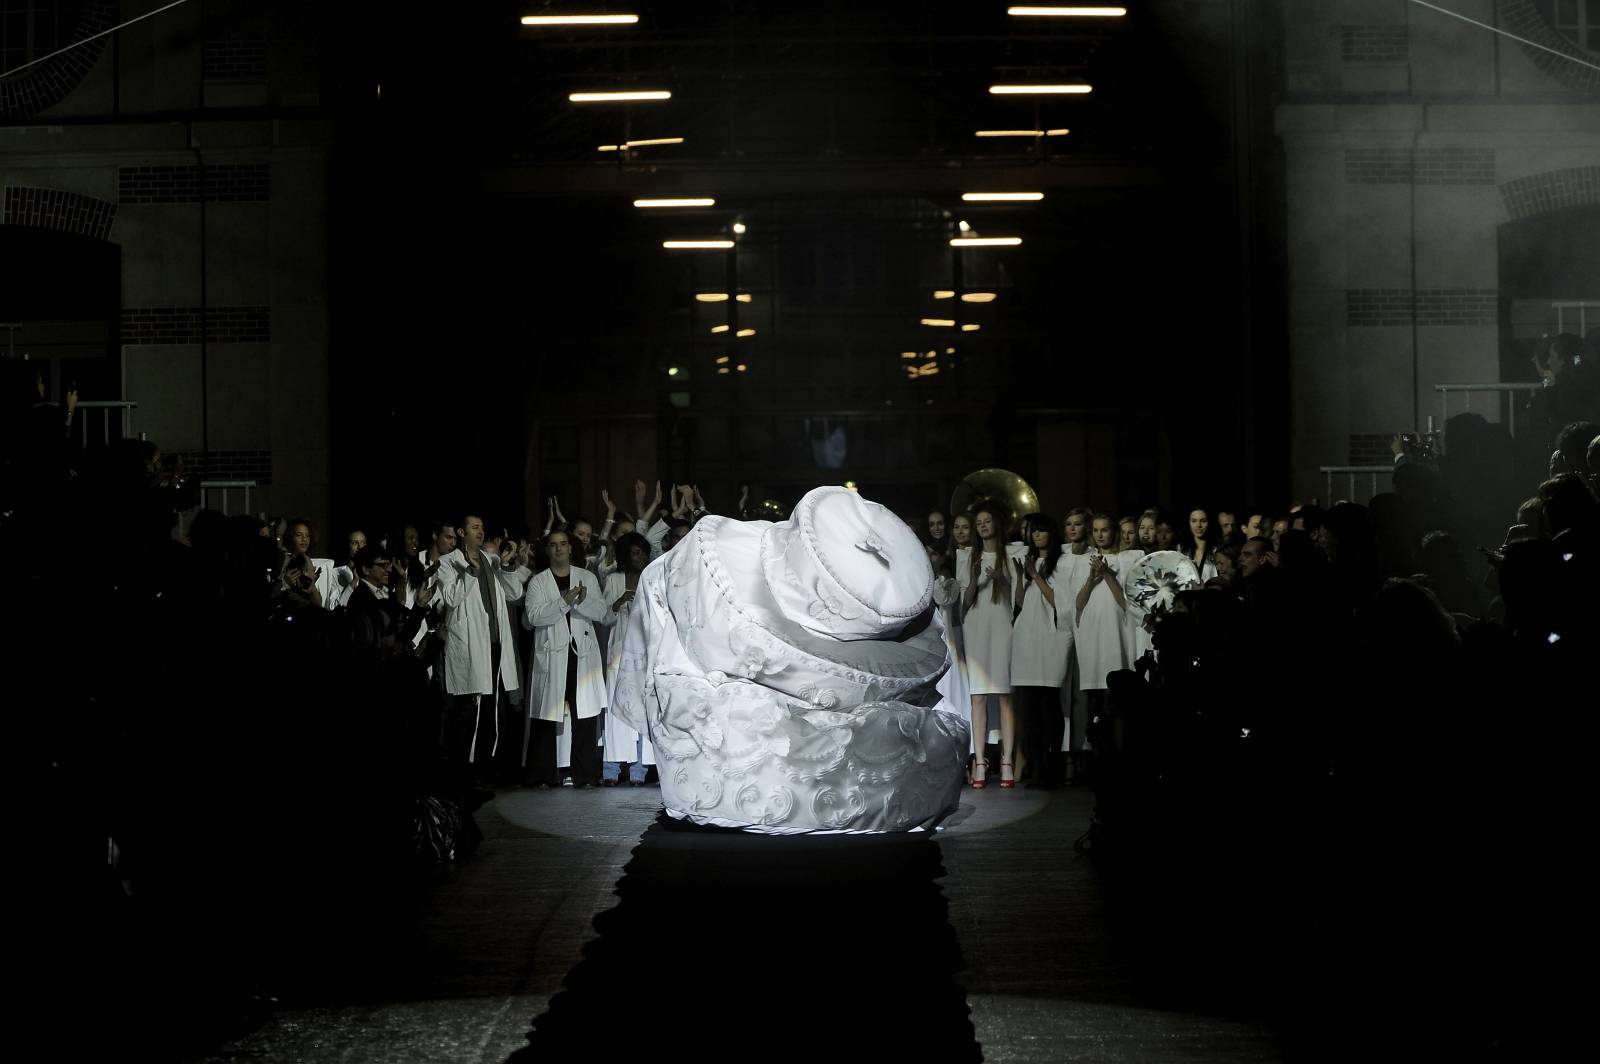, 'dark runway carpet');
513,815,981,1064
